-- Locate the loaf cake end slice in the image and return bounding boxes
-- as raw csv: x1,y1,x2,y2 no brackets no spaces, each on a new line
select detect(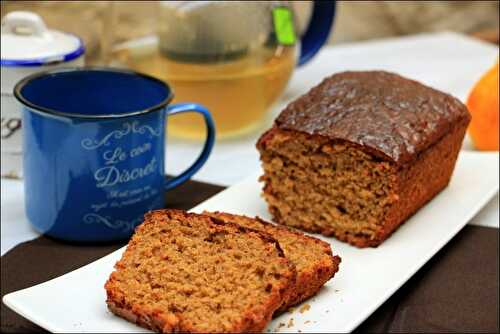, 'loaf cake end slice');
105,209,296,333
257,71,470,247
204,211,341,311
